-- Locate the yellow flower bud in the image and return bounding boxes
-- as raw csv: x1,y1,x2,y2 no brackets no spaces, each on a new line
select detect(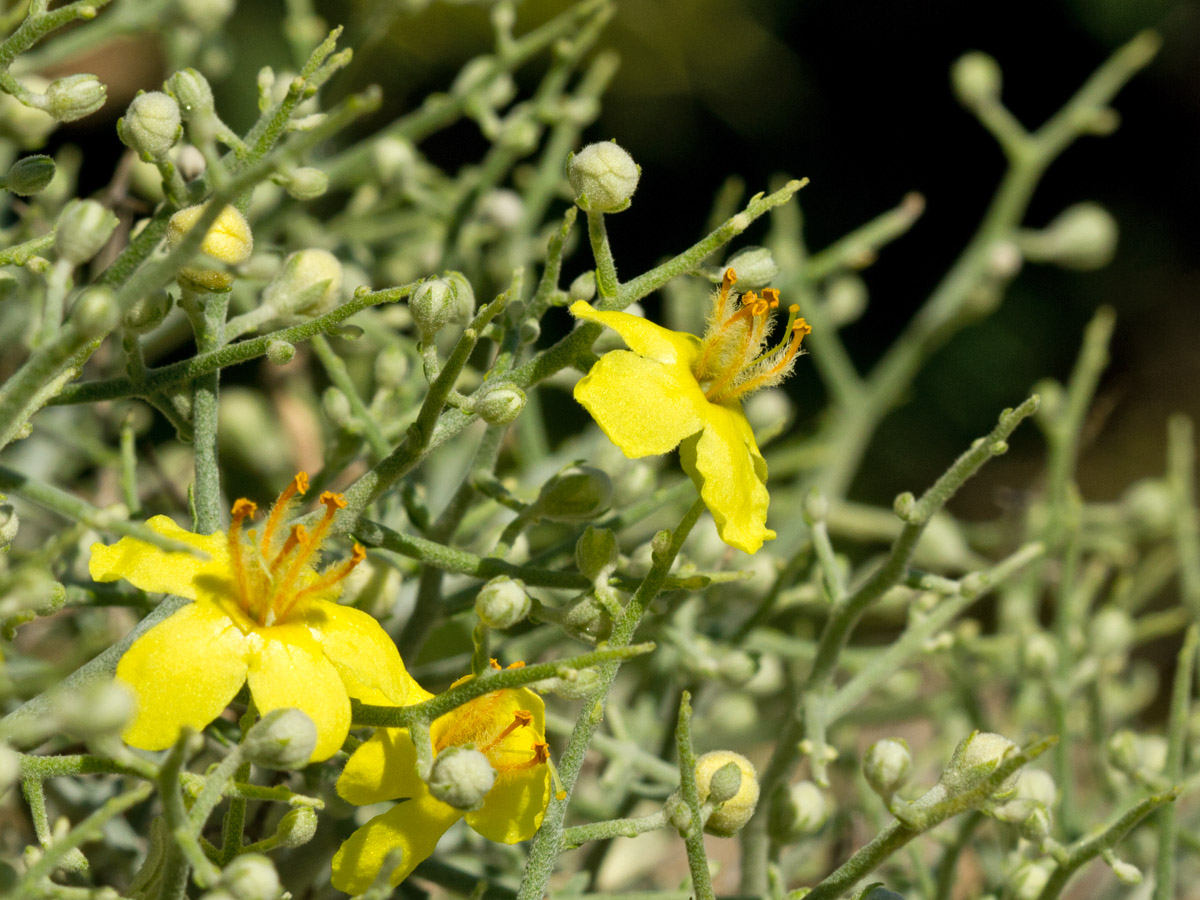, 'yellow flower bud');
167,203,253,291
694,750,759,837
